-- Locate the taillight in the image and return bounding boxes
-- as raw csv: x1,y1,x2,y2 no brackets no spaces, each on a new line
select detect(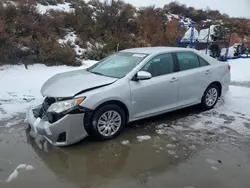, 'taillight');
227,64,231,70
